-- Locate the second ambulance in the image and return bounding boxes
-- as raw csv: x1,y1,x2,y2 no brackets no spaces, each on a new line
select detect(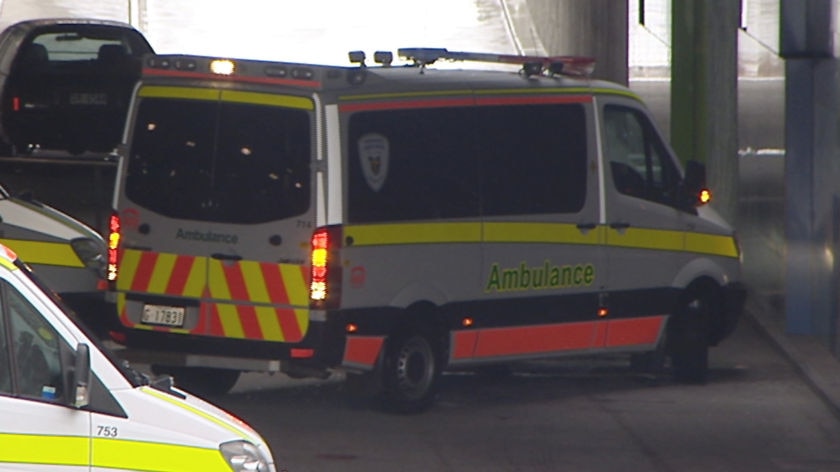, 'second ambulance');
107,49,745,412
